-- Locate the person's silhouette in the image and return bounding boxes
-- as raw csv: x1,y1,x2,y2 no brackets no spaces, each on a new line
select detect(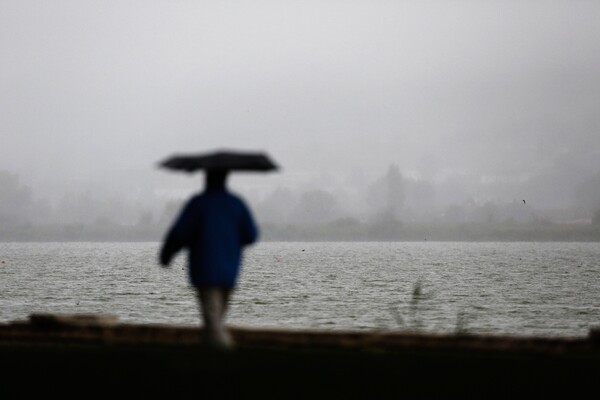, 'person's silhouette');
159,169,258,348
